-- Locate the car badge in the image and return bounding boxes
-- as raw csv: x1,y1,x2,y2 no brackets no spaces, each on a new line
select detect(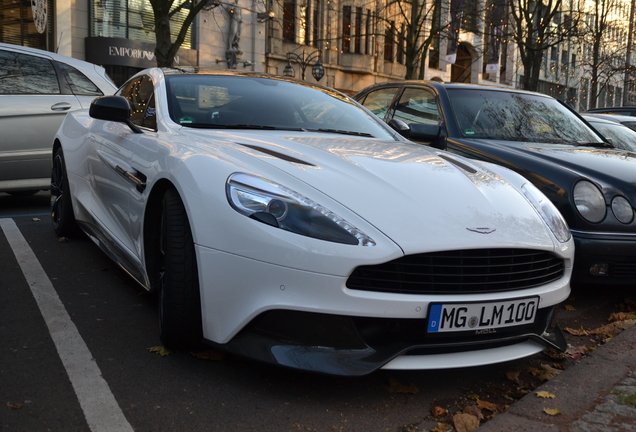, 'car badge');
466,227,496,234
